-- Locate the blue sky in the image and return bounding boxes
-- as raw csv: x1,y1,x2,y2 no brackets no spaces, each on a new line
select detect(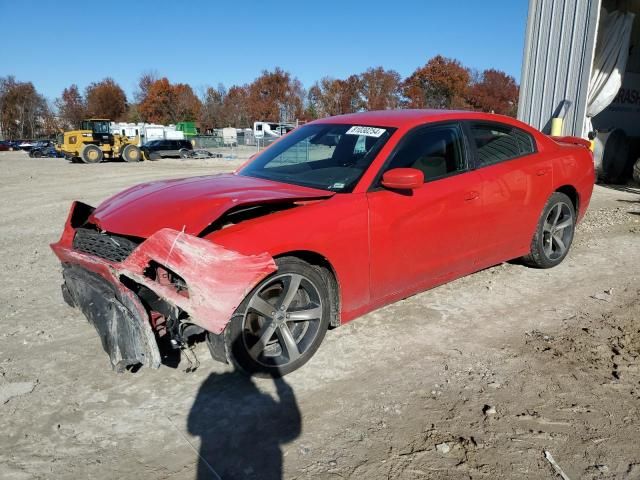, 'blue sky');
0,0,529,101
